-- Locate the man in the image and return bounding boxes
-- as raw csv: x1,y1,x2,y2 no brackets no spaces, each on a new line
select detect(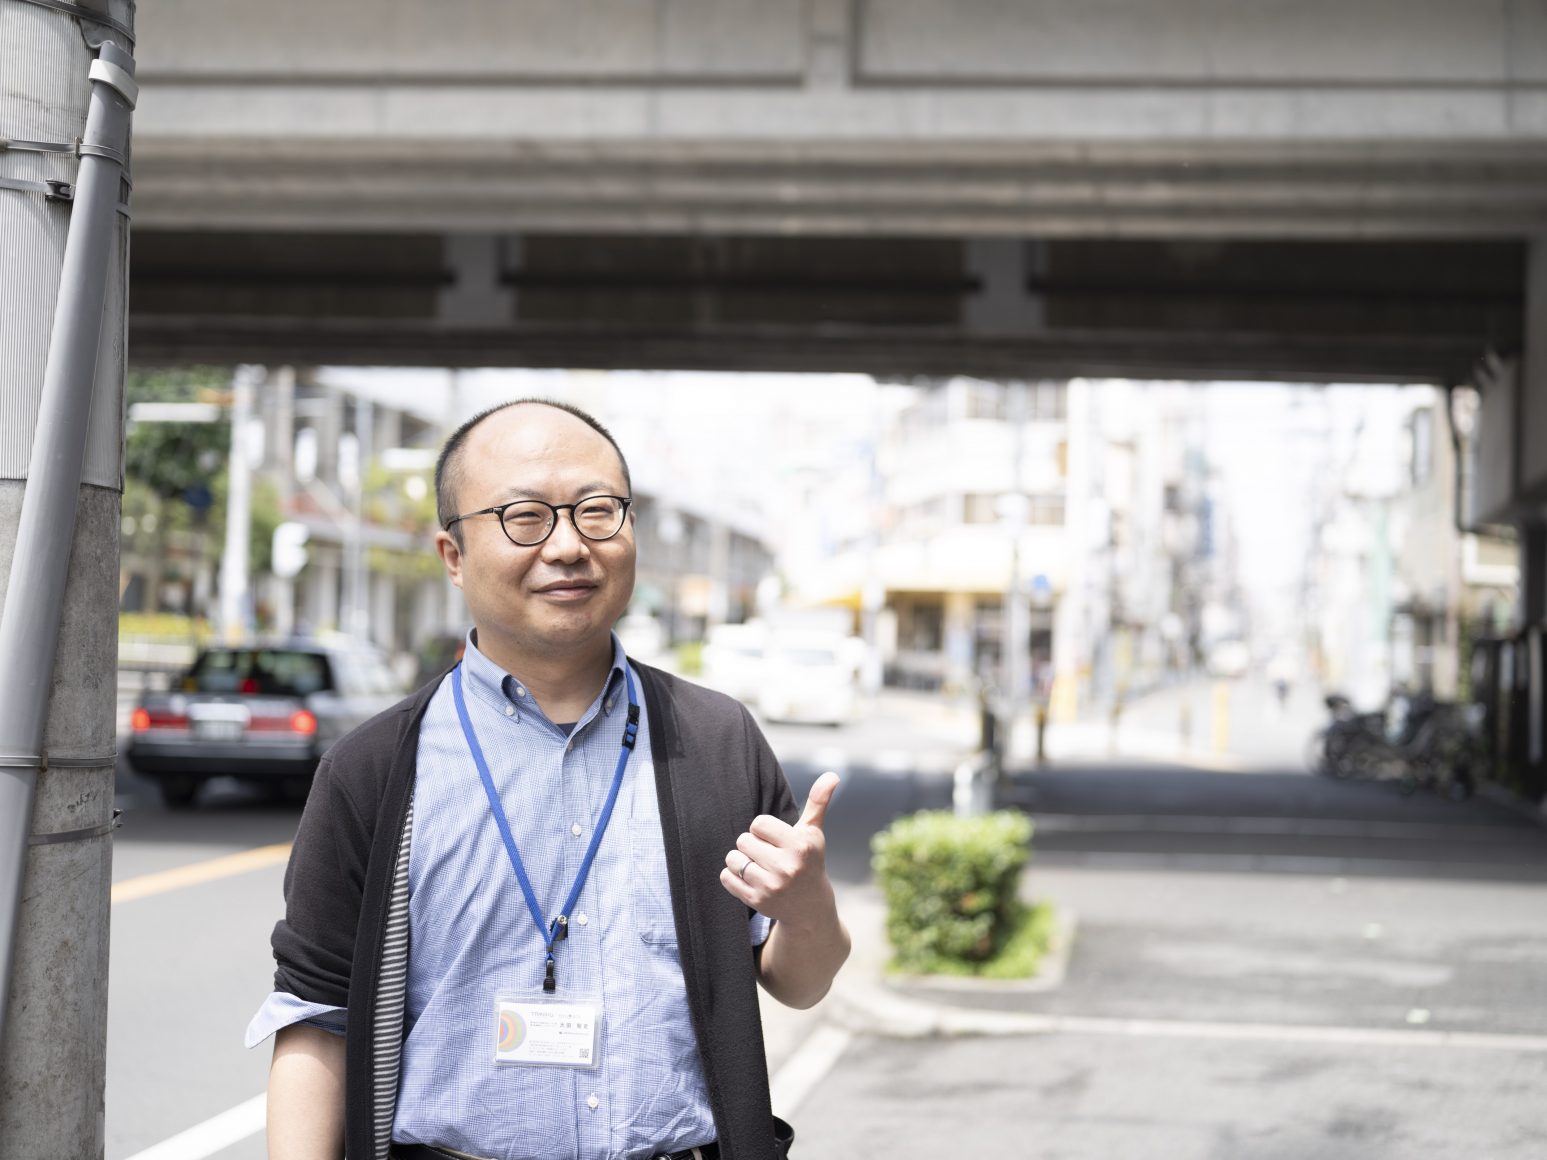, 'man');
246,399,850,1160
